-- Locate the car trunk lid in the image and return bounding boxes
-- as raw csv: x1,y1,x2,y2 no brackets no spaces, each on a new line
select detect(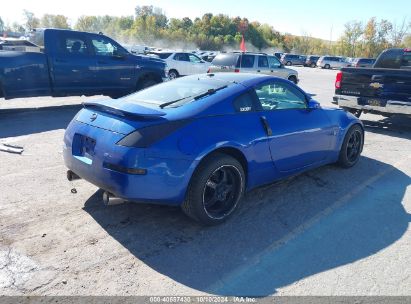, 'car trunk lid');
76,99,166,135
